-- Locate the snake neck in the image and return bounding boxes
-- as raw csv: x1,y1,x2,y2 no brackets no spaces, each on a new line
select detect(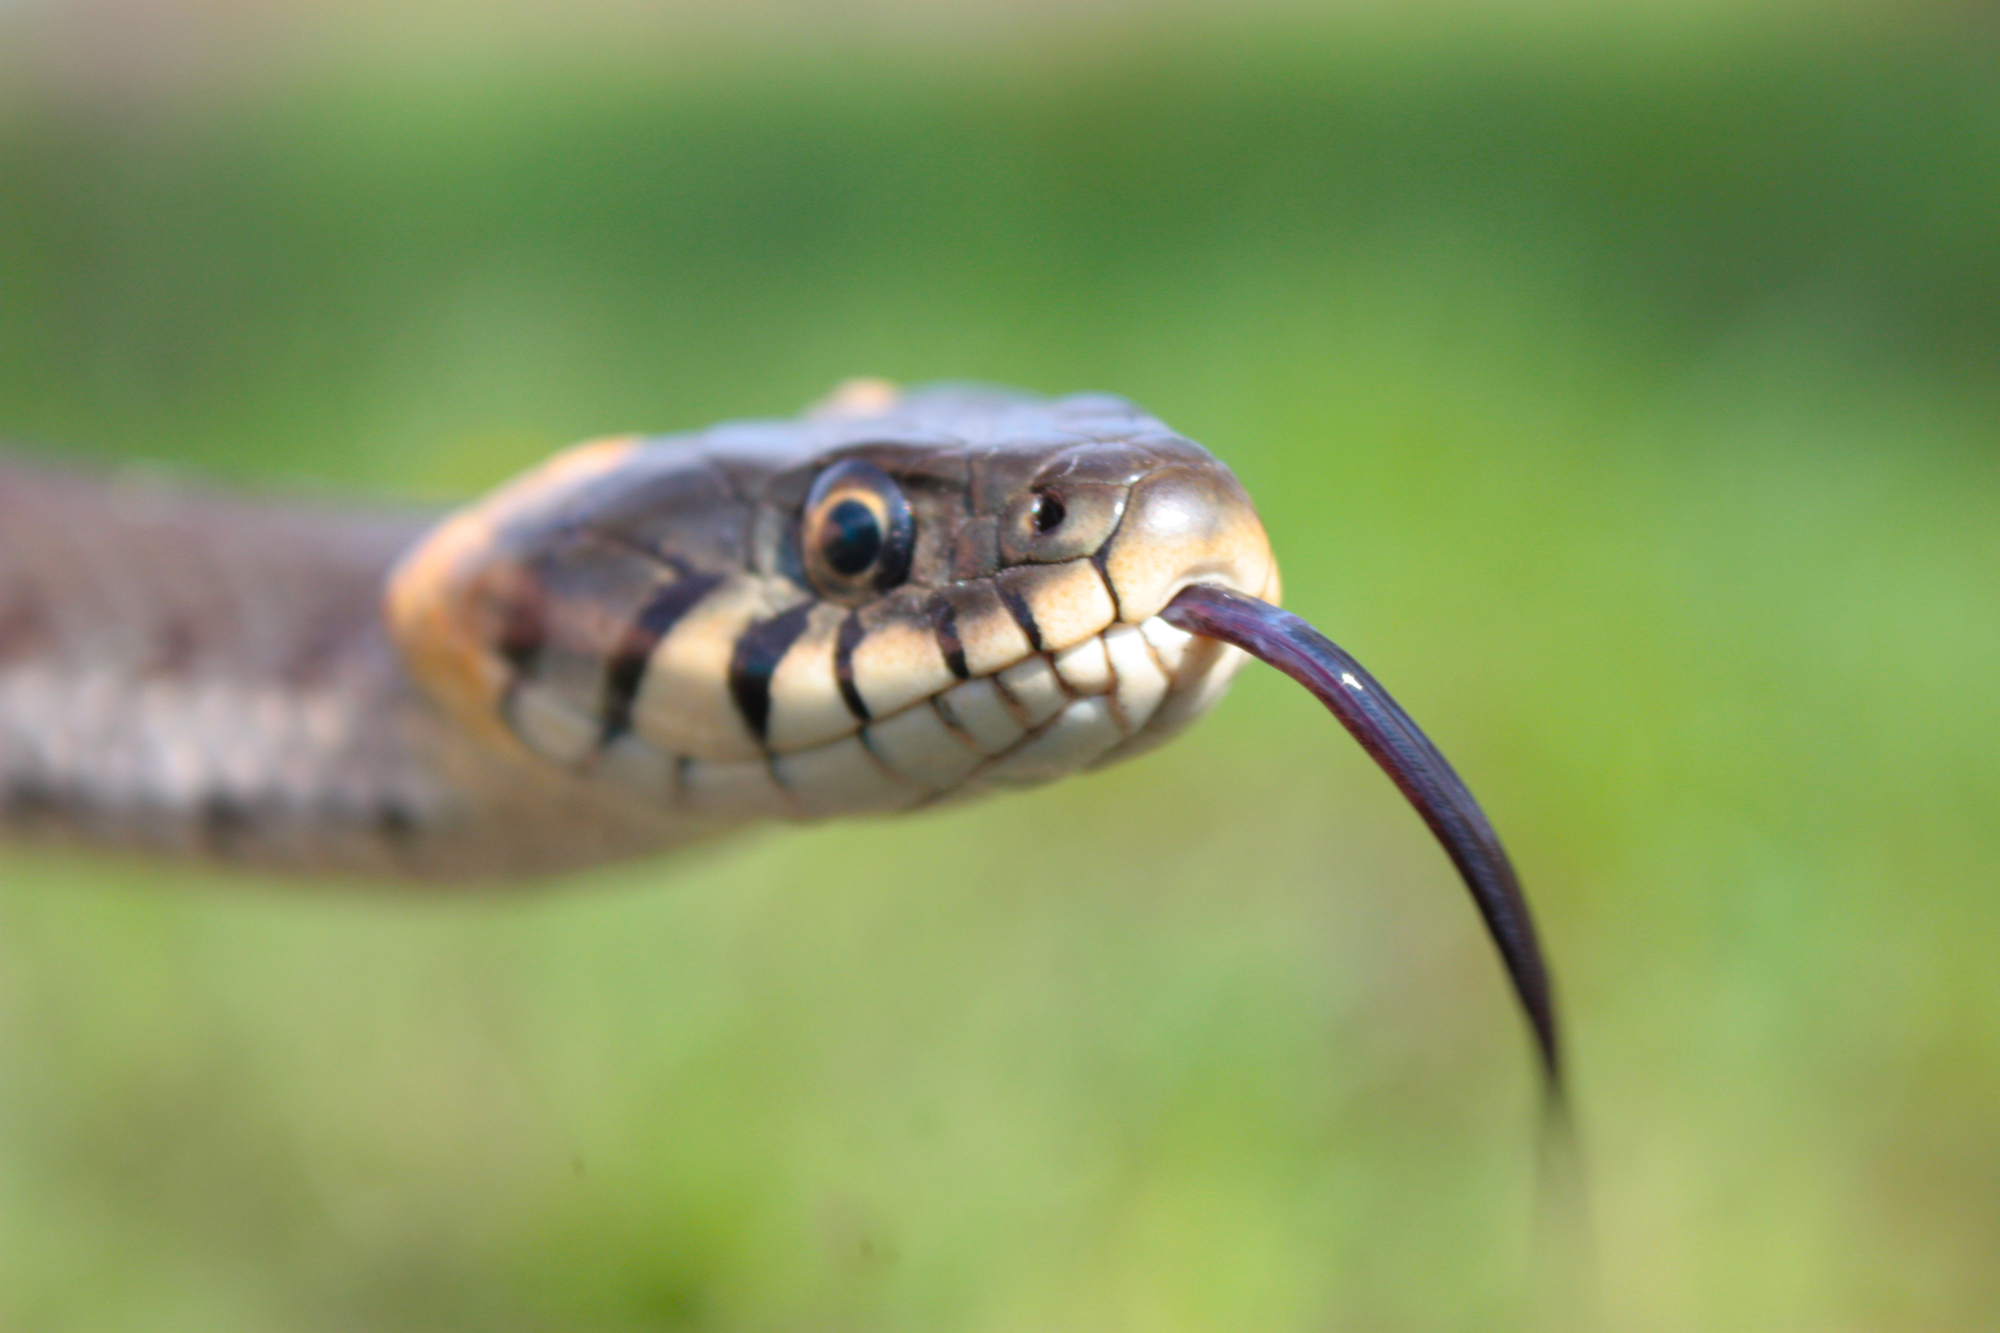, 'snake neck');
0,457,686,880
